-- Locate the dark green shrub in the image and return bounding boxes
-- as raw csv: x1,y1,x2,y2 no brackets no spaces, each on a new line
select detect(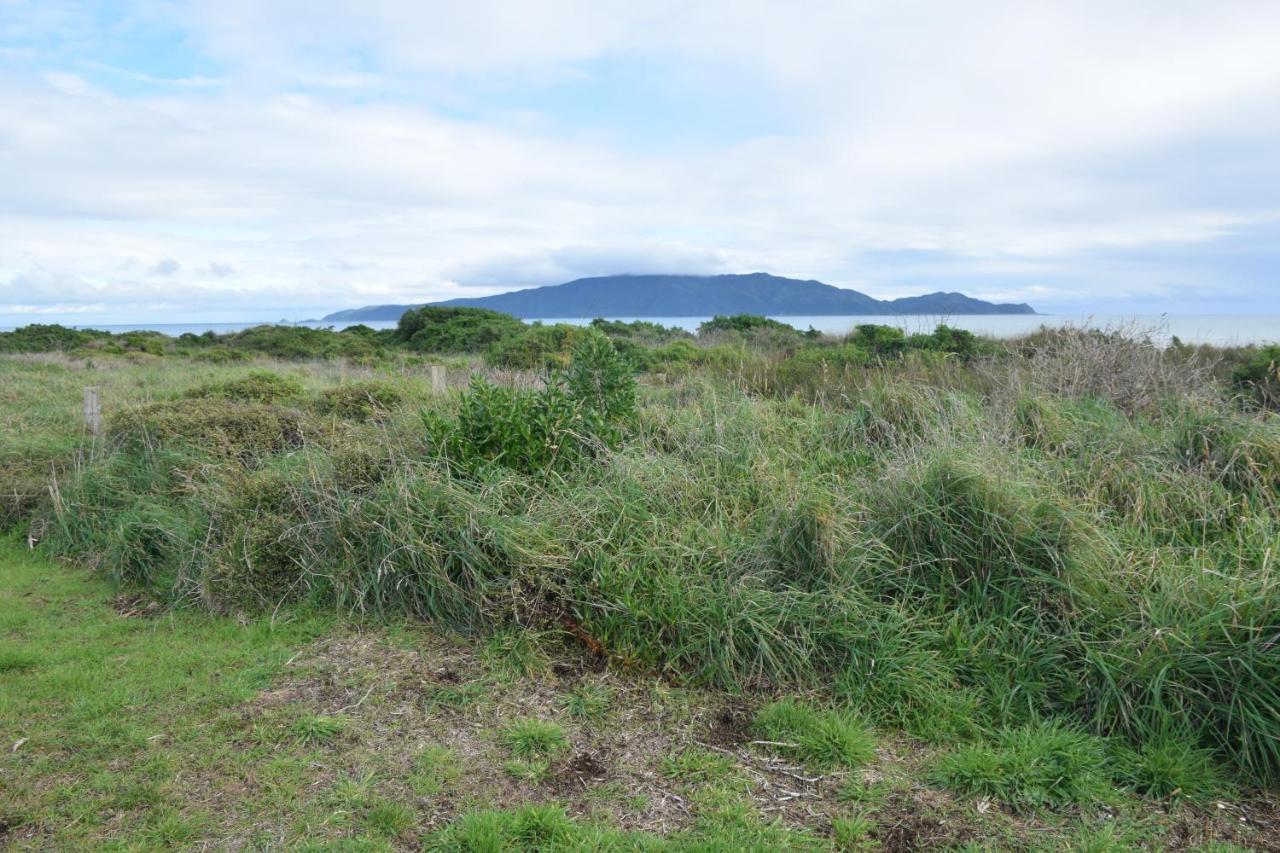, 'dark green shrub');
847,324,906,357
428,330,636,476
393,306,524,353
0,323,110,353
1230,344,1280,409
485,324,581,370
315,380,403,421
109,399,305,457
187,347,249,364
699,314,797,335
185,370,304,403
589,318,692,343
907,324,980,359
214,325,384,361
